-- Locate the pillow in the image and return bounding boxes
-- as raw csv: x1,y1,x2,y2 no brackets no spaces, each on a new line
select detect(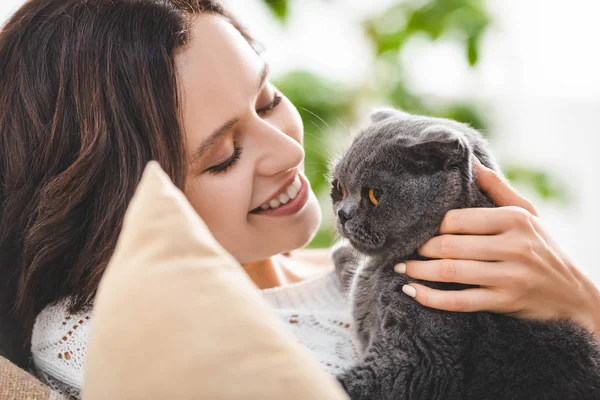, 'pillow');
82,162,348,400
0,355,66,400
